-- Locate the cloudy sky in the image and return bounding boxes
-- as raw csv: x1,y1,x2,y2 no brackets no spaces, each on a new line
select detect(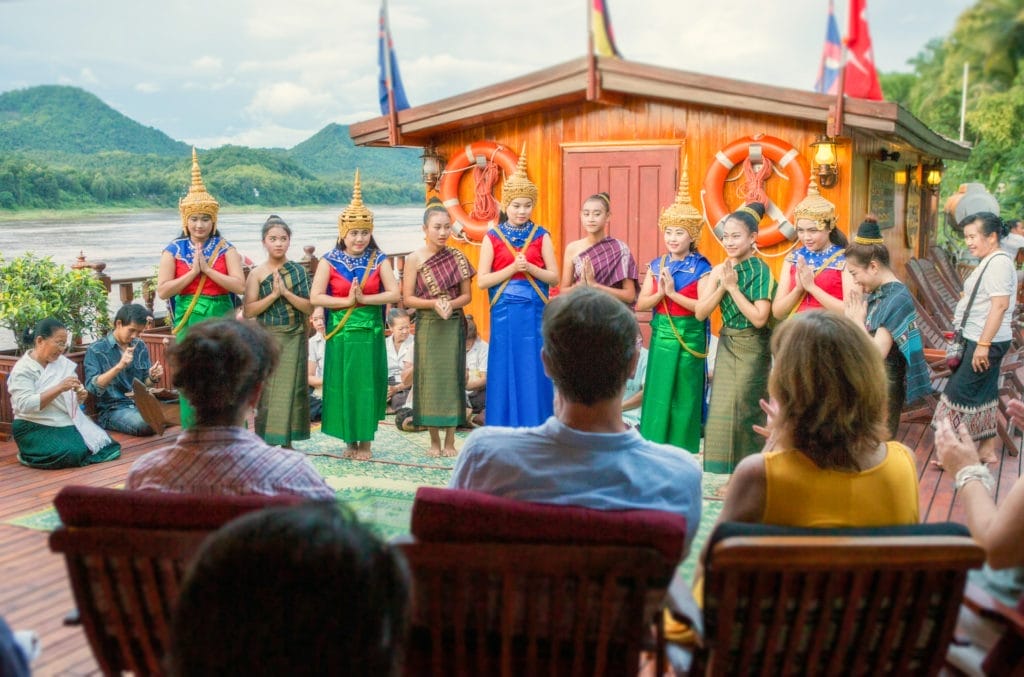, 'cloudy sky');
1,0,973,149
